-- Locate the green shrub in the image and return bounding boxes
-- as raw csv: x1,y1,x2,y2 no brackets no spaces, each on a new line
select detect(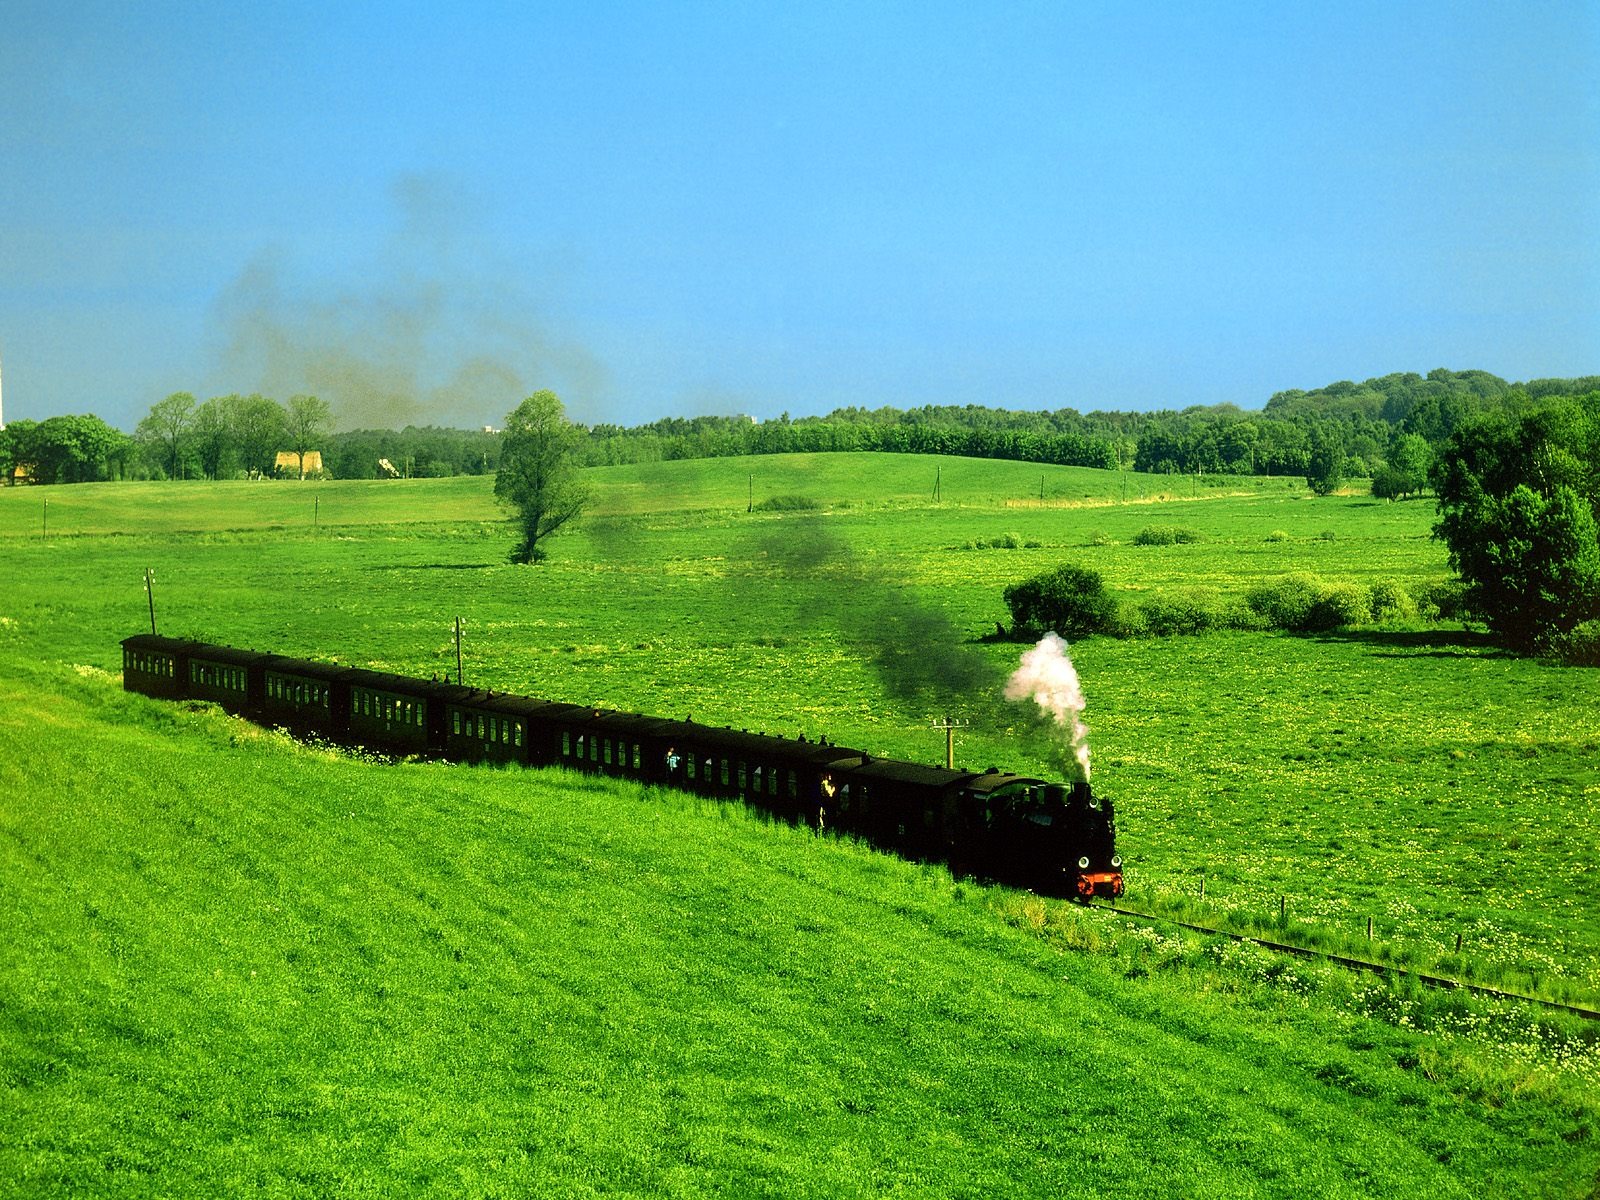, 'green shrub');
1134,590,1222,636
1002,563,1119,639
1132,525,1205,546
1306,581,1372,630
1546,620,1600,666
1246,574,1324,630
1369,581,1417,622
1318,529,1337,542
1414,579,1471,621
754,494,820,512
1265,530,1289,543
